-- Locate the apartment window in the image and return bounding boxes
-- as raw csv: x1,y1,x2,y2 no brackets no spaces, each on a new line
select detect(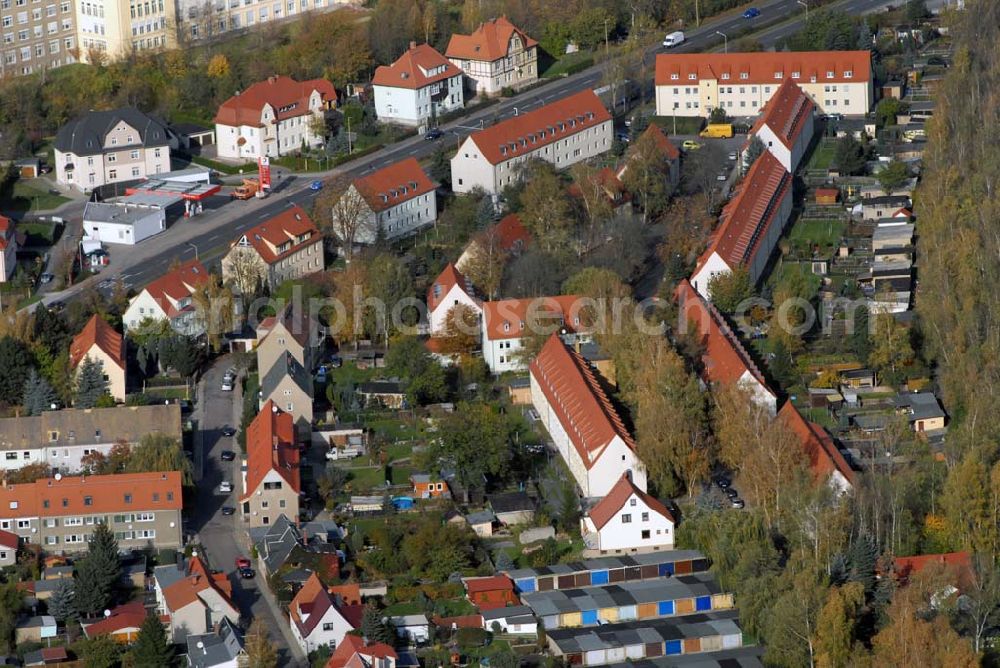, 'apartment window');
641,530,651,539
720,73,729,80
621,514,632,523
136,529,155,539
45,518,56,528
135,512,154,522
152,493,159,502
64,517,83,526
131,167,140,177
322,623,335,631
791,71,800,79
123,494,132,504
107,153,116,163
629,499,637,507
261,501,269,509
263,482,282,491
279,499,285,508
166,492,173,501
109,169,117,179
0,521,7,529
844,70,853,78
129,149,138,159
84,496,92,506
670,73,678,80
61,498,68,507
740,72,748,80
642,512,649,522
4,453,15,460
42,500,49,509
17,519,30,528
46,536,57,545
826,70,834,78
115,531,134,540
